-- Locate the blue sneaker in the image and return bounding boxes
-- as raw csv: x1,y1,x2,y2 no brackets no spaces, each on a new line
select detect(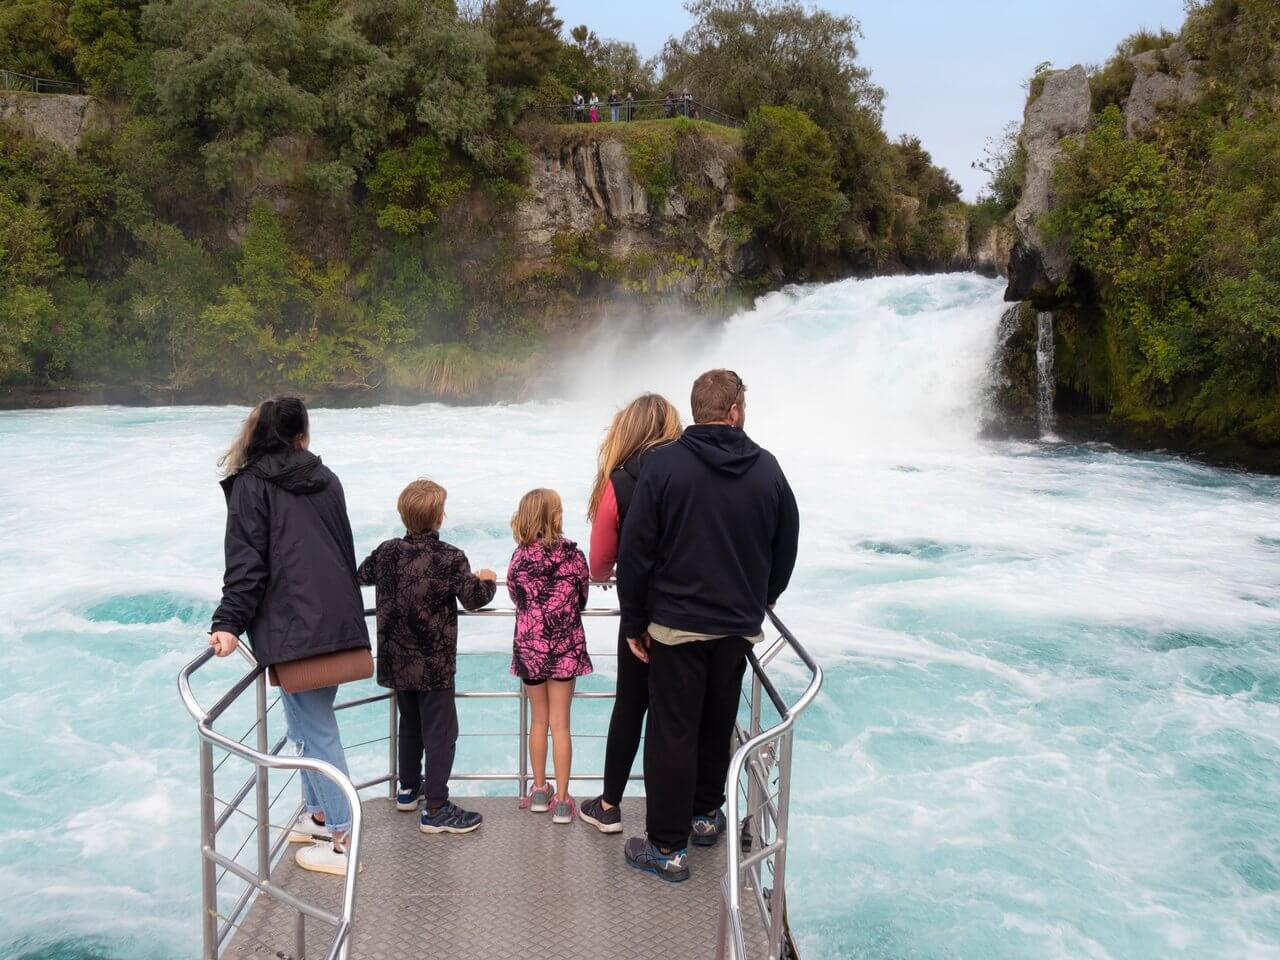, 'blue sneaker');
690,808,727,847
624,837,690,882
396,786,423,812
420,801,483,835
